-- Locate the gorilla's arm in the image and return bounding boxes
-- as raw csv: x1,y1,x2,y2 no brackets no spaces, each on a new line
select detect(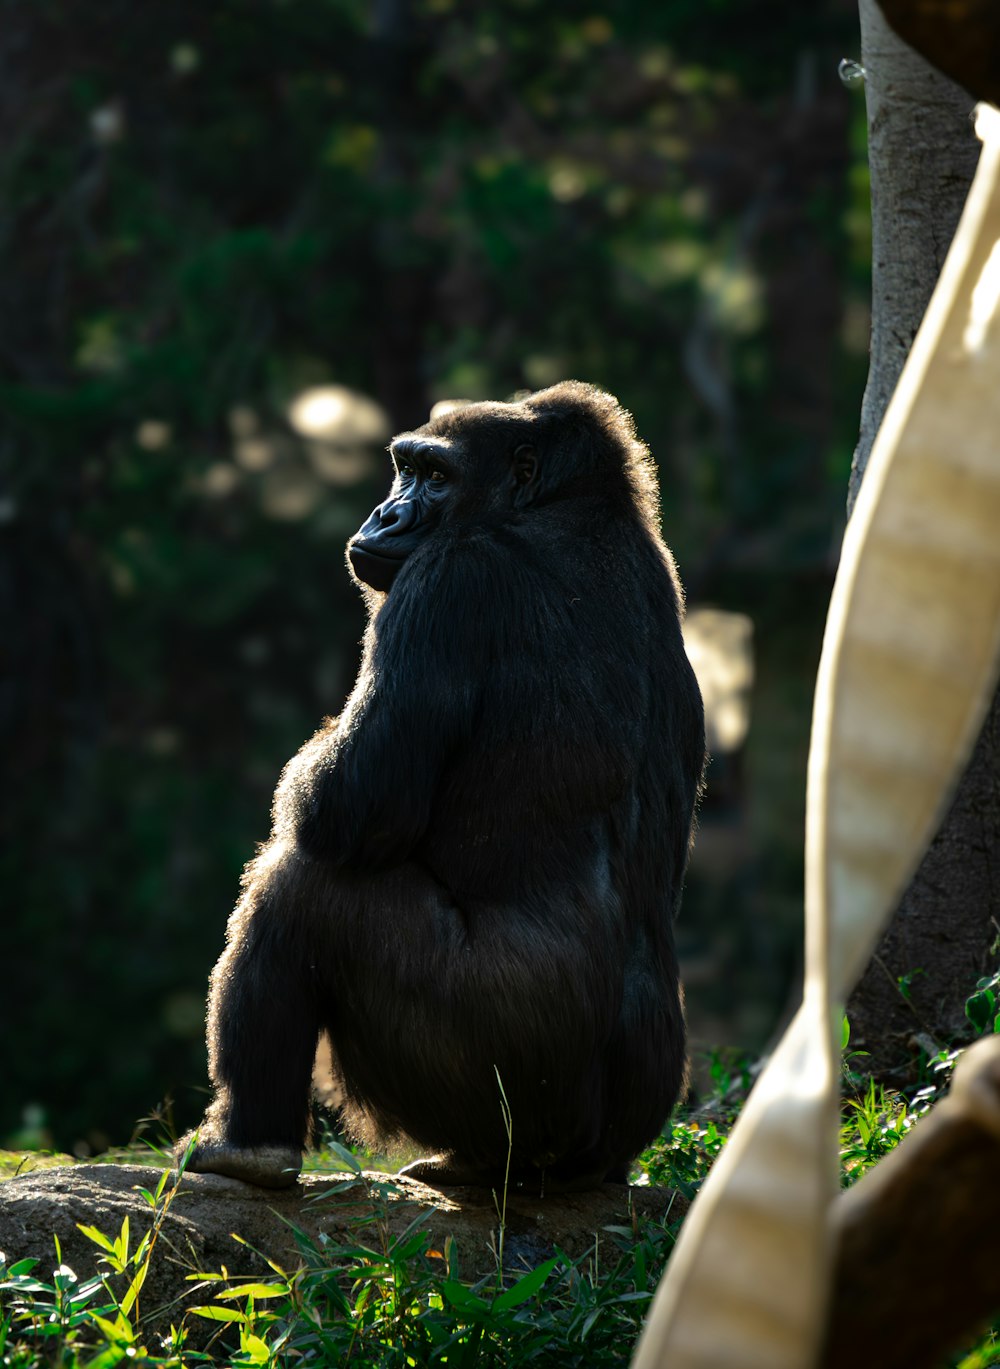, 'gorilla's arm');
288,543,489,869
